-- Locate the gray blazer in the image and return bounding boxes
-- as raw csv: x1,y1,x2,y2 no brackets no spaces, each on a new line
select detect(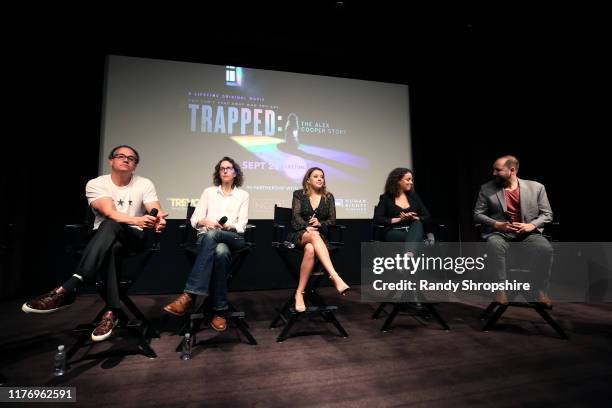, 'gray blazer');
473,178,553,239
